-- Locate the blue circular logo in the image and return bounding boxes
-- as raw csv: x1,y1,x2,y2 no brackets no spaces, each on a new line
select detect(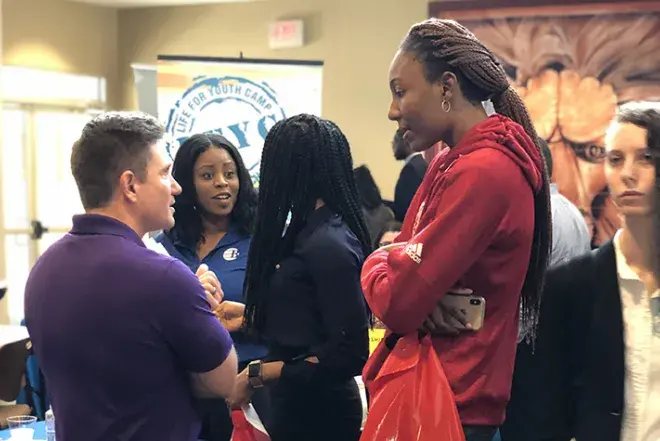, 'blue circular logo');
164,76,286,184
